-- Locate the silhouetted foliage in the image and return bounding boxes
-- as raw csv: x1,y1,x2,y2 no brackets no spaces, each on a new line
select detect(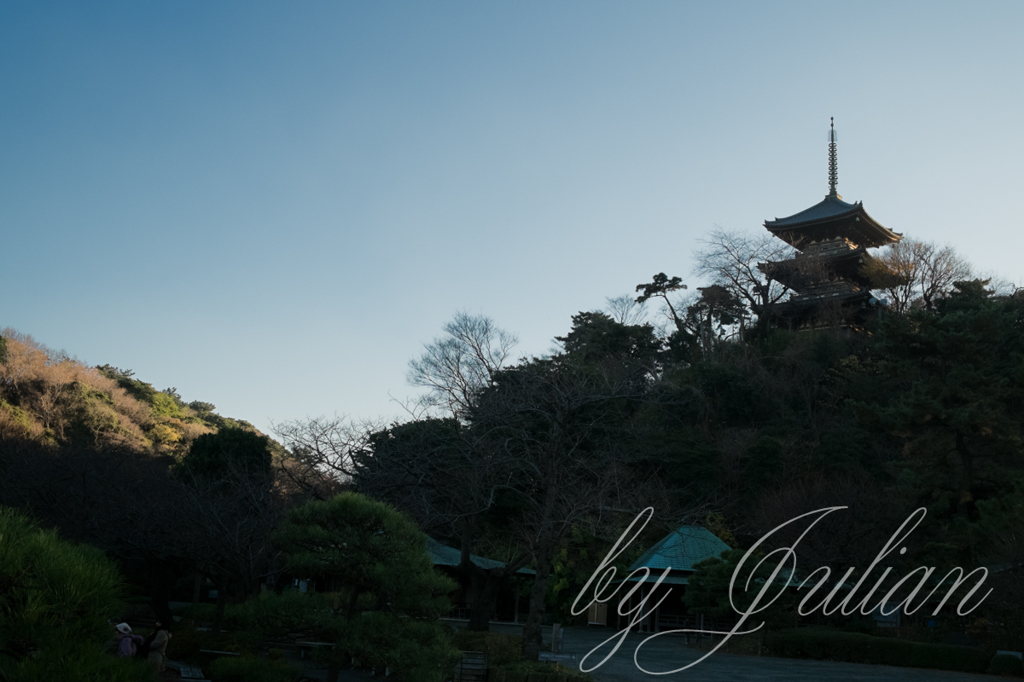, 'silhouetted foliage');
177,427,273,483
